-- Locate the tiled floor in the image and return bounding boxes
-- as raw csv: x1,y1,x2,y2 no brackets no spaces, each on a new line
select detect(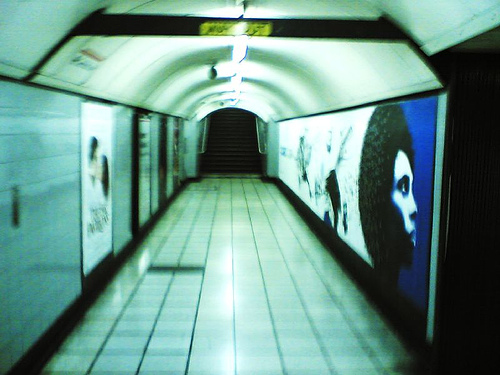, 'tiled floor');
42,178,425,375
